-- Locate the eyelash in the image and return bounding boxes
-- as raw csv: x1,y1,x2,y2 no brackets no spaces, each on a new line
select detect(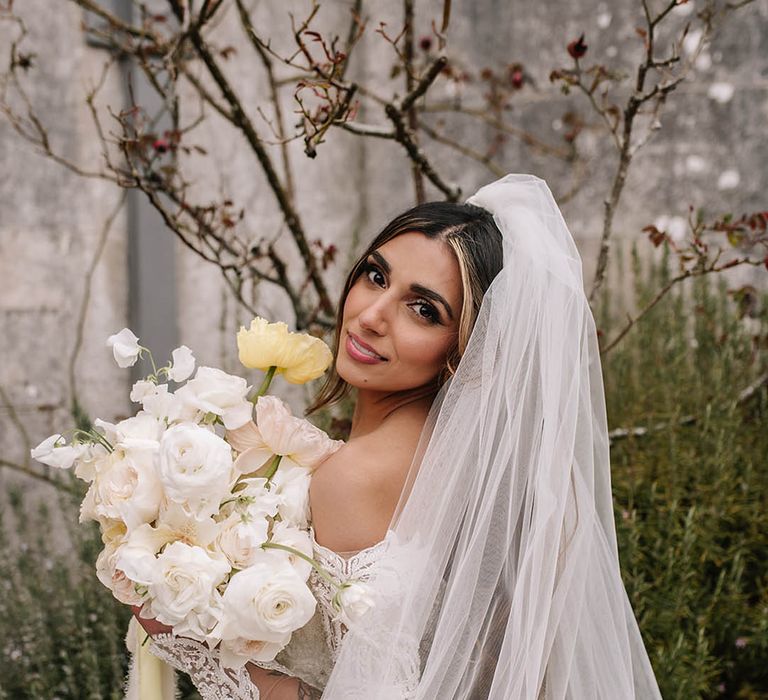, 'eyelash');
361,262,441,325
